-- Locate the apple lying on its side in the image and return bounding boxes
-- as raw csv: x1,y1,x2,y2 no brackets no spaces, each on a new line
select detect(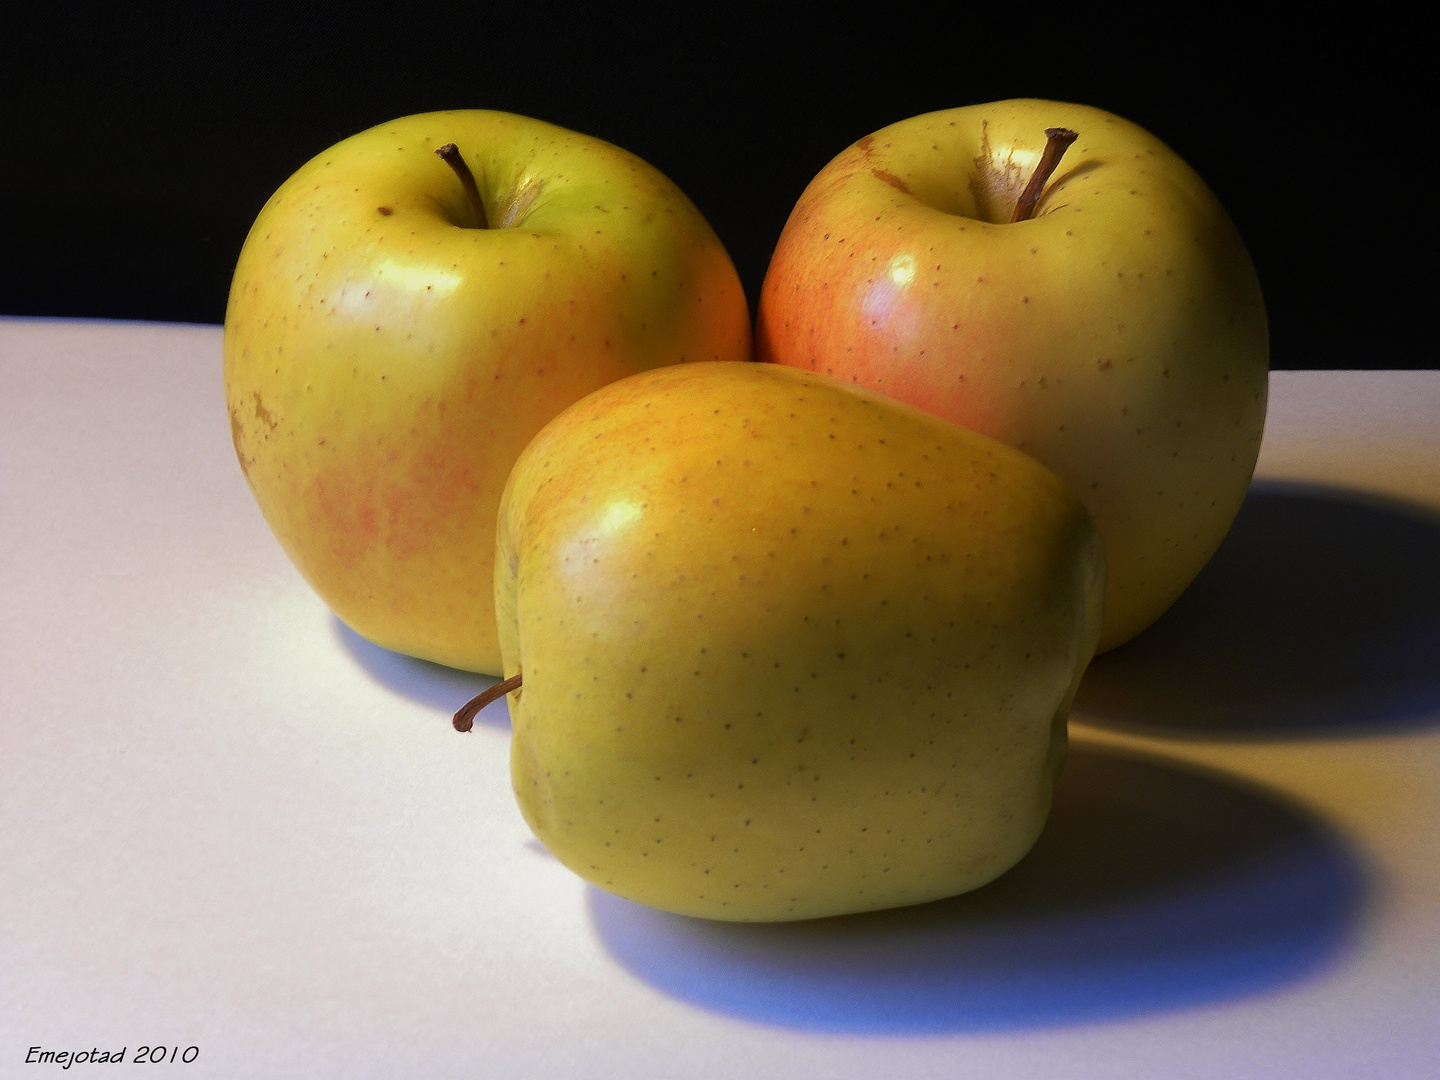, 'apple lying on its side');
480,362,1104,922
225,110,750,674
757,98,1267,651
